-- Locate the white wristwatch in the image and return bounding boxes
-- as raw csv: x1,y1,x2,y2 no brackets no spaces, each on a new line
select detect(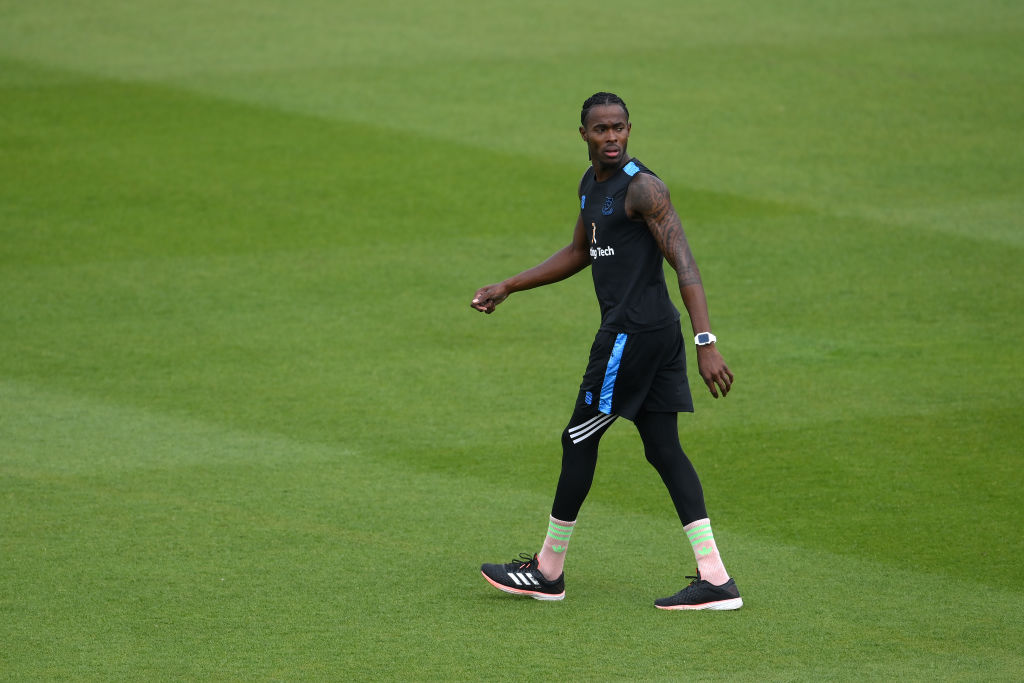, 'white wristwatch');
694,332,717,346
